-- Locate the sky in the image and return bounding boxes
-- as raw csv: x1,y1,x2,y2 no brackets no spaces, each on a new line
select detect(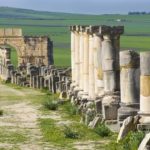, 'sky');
0,0,149,14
